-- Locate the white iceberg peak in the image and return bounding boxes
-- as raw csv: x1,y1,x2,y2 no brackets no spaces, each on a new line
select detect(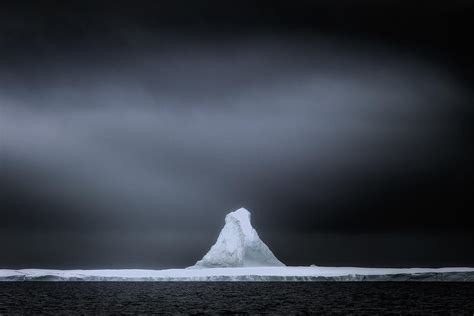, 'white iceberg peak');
226,207,253,238
189,207,285,268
